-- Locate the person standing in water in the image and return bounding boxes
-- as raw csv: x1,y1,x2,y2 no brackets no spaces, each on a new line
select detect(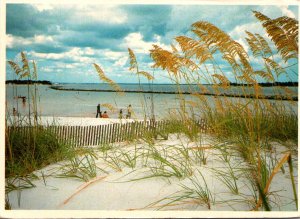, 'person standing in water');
96,104,101,118
13,107,17,116
126,104,132,119
119,109,123,119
